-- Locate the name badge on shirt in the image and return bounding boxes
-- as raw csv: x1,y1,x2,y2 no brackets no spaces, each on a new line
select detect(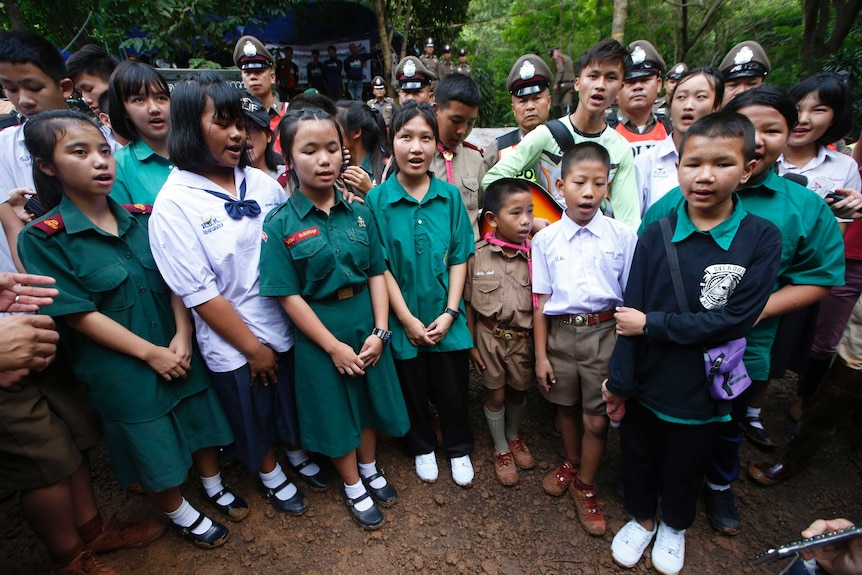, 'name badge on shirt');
285,226,320,247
